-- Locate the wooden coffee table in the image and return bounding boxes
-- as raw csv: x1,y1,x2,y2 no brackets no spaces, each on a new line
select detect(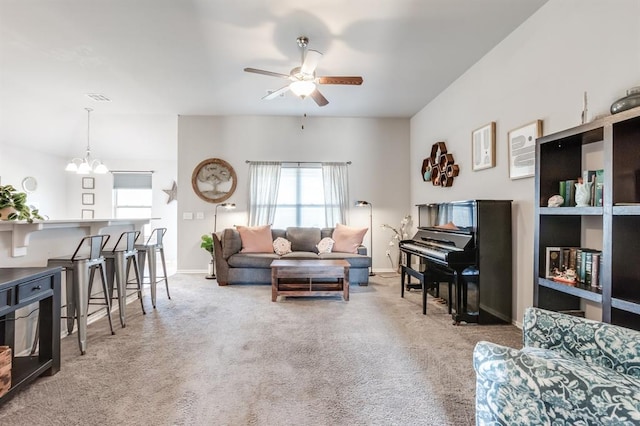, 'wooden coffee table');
271,259,350,302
